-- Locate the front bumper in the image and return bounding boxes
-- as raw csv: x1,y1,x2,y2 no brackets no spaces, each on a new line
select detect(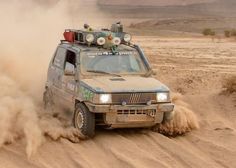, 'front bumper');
85,102,174,128
85,102,174,113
